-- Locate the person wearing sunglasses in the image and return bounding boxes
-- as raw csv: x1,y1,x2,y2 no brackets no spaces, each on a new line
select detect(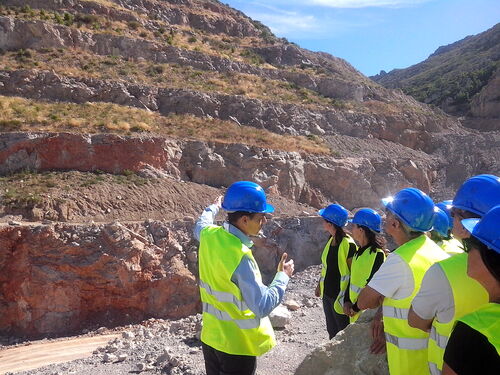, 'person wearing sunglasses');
409,175,500,374
442,205,500,375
